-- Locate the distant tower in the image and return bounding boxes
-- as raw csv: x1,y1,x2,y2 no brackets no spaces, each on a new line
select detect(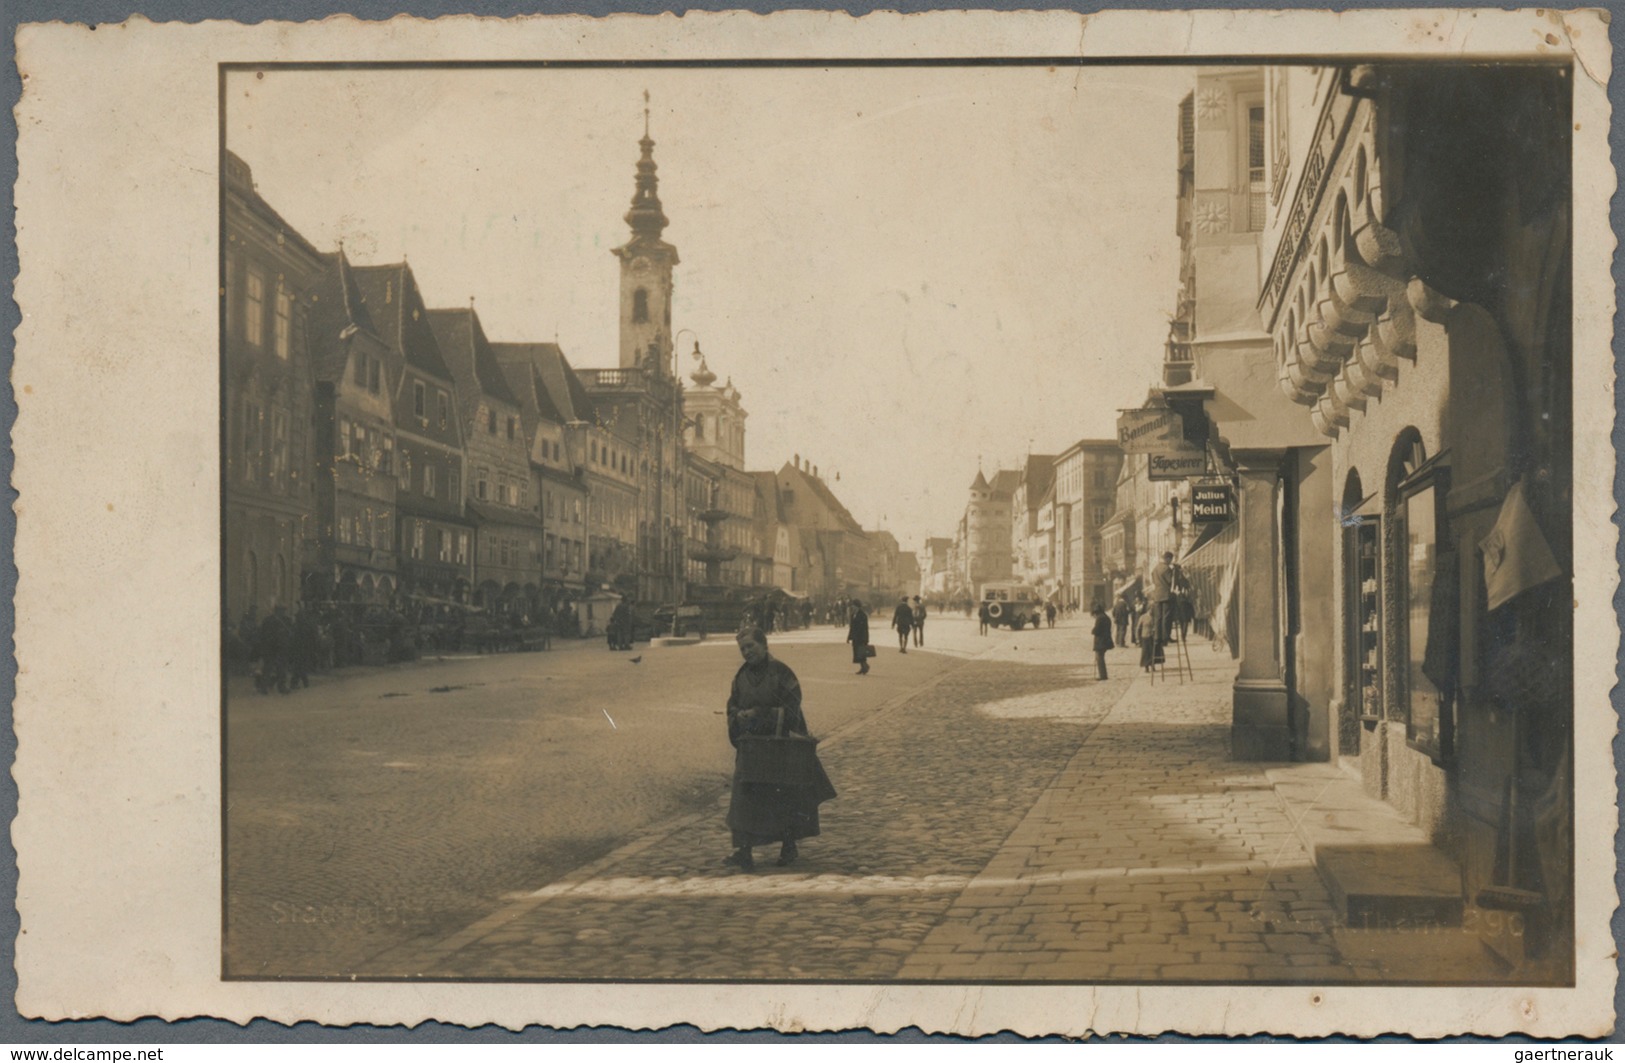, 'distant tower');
682,346,749,471
612,91,680,375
